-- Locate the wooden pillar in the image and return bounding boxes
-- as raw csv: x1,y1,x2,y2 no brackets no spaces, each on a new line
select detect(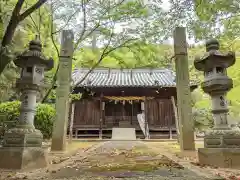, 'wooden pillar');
171,96,180,142
69,102,75,143
173,27,195,150
99,94,104,139
131,101,133,125
121,91,124,122
169,127,173,140
143,97,148,139
51,30,74,152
